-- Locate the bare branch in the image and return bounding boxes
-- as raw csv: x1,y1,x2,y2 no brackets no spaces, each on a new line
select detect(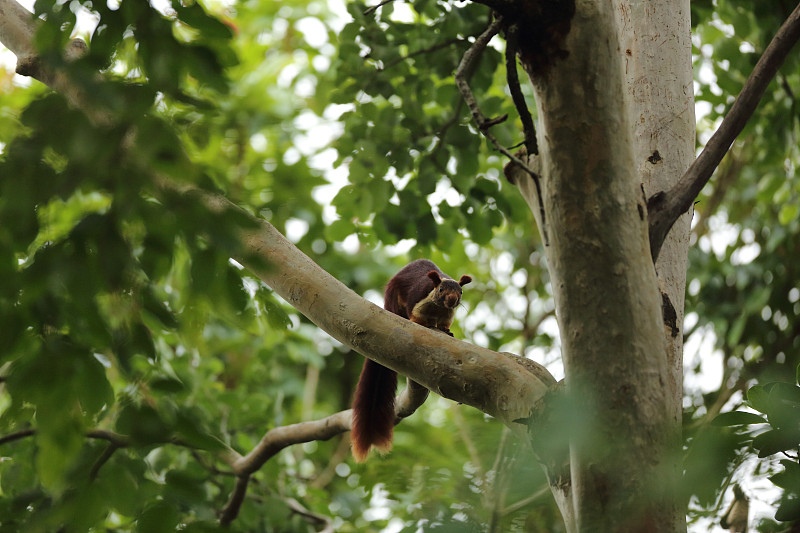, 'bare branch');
648,2,800,262
501,485,551,515
1,0,554,428
504,23,538,156
233,411,352,477
0,428,35,446
364,0,396,16
218,379,430,522
232,377,429,478
219,475,249,526
455,16,548,244
283,496,334,532
0,0,38,59
380,38,462,72
1,4,557,525
89,442,121,480
455,18,509,140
